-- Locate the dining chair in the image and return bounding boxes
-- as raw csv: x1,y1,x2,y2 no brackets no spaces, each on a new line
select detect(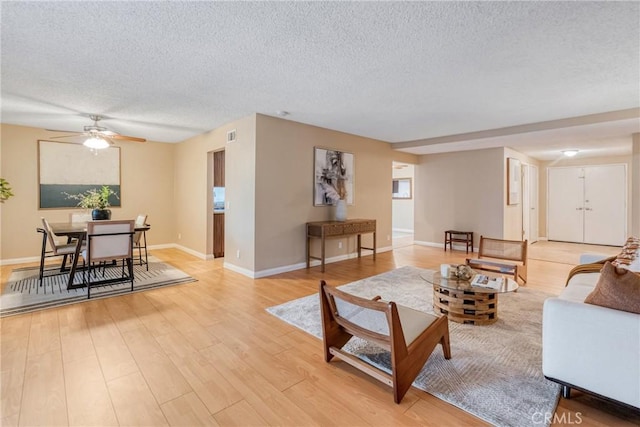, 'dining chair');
69,212,92,223
133,214,149,270
82,220,135,299
37,217,85,287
